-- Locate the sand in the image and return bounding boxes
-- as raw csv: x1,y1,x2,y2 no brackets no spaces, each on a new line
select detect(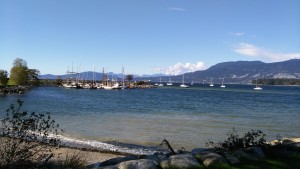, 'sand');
50,146,125,165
